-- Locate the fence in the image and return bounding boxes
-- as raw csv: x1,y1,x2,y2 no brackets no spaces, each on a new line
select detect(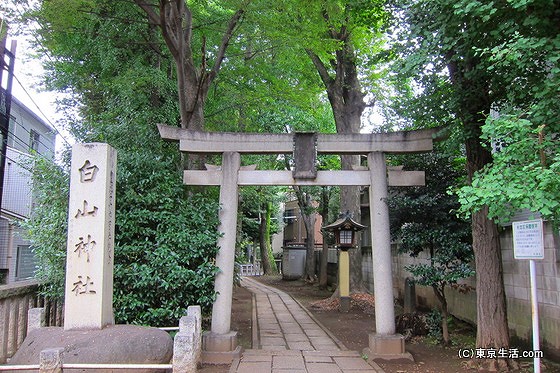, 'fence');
0,305,202,373
237,262,263,276
0,281,63,364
